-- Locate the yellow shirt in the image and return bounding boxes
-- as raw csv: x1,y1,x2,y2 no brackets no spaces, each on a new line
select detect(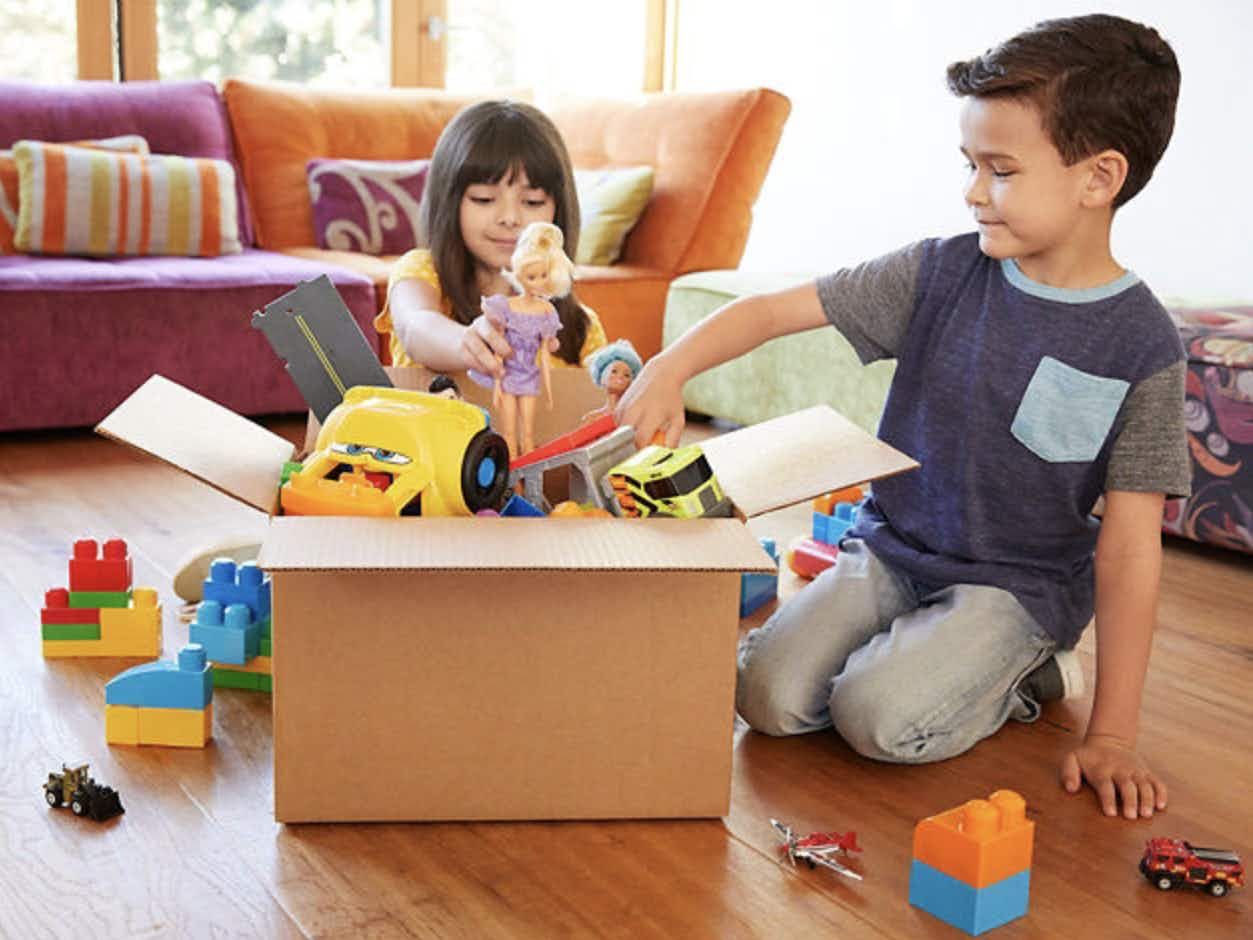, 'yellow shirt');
375,248,607,368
